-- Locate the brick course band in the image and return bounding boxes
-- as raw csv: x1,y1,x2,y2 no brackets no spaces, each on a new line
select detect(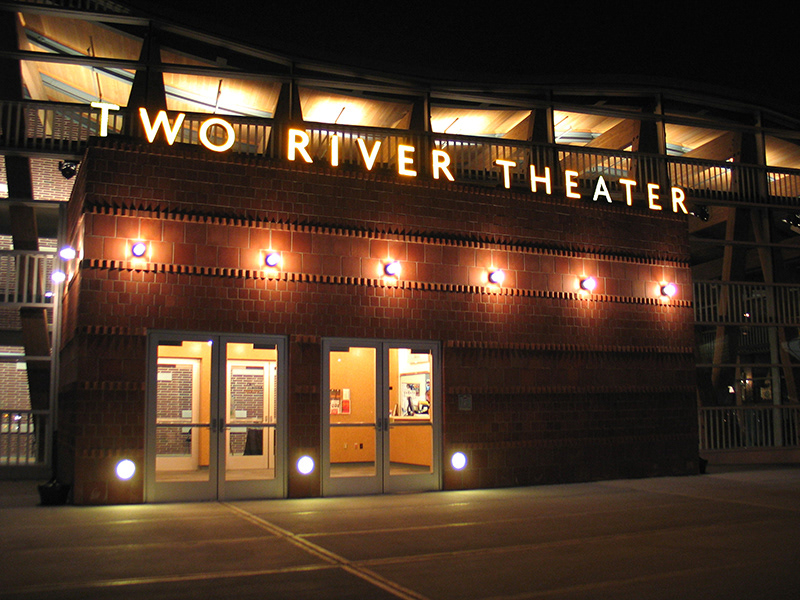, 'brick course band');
81,258,692,308
85,203,690,268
